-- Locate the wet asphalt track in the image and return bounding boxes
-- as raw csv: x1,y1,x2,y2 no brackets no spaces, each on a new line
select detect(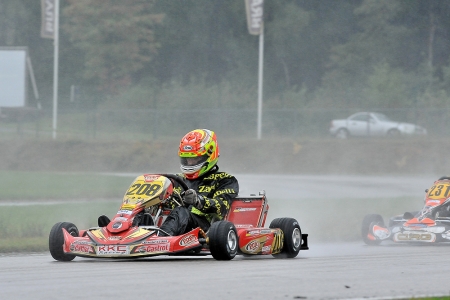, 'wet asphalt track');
2,175,449,300
1,242,450,300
